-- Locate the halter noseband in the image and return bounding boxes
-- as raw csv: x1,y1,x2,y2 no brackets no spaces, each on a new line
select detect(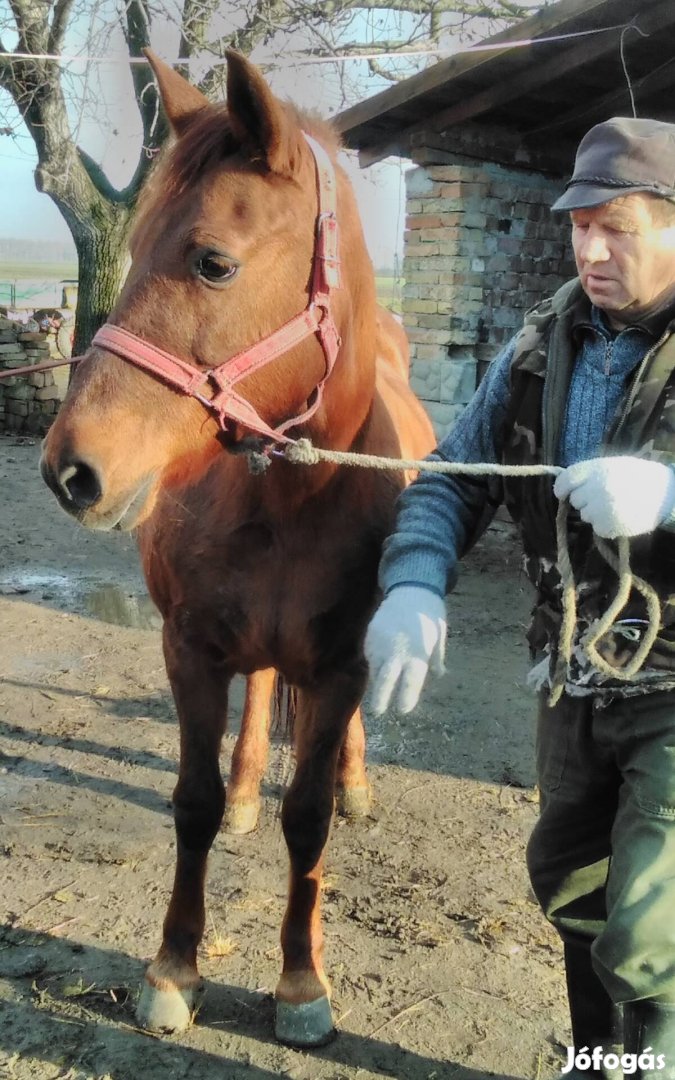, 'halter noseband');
91,132,341,447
